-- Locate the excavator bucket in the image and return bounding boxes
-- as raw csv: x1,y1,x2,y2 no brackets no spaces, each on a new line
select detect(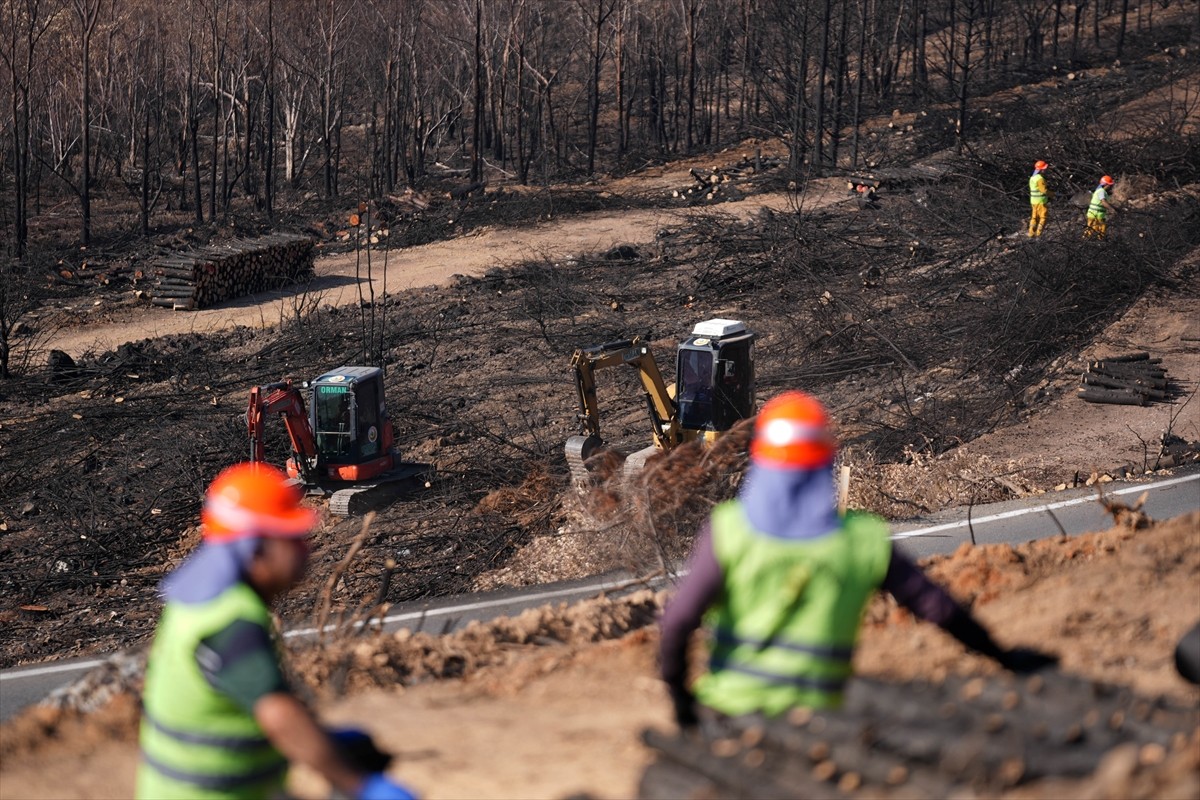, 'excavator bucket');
566,434,606,484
